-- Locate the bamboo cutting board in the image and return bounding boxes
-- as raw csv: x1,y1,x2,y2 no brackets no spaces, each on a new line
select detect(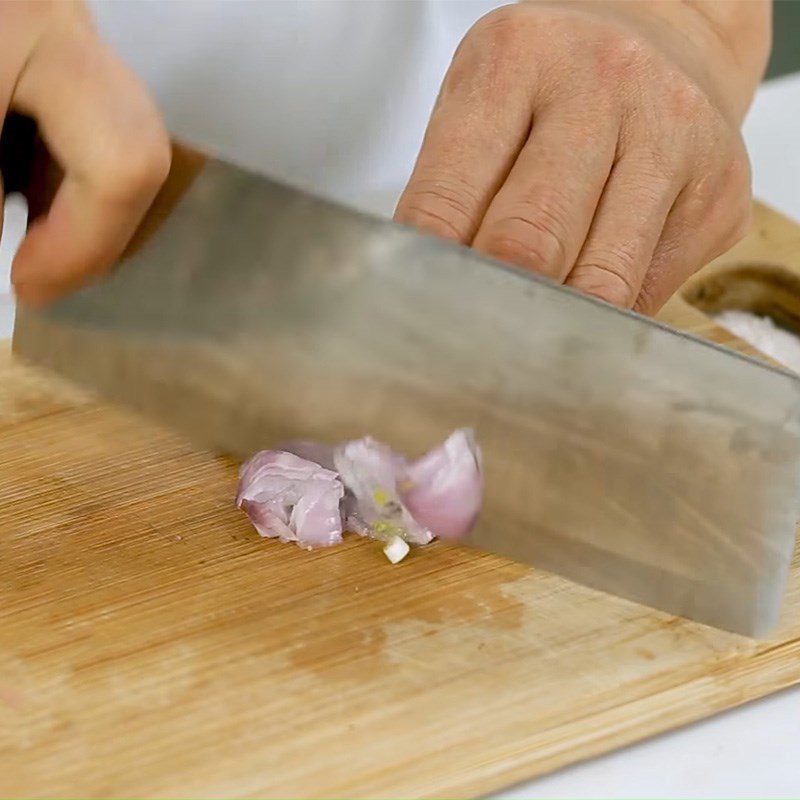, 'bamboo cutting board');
1,201,800,799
